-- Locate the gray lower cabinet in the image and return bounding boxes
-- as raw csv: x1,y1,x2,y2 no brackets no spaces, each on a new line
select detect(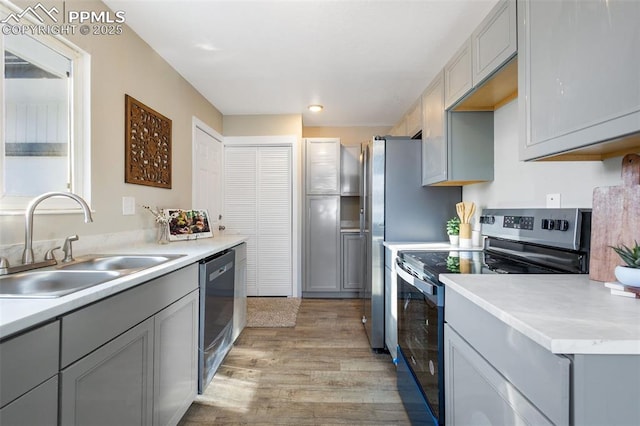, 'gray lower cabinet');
0,376,58,426
304,195,340,294
341,232,363,291
59,264,199,426
60,317,155,426
153,291,199,426
518,0,640,160
445,288,570,425
0,320,59,425
444,324,552,425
